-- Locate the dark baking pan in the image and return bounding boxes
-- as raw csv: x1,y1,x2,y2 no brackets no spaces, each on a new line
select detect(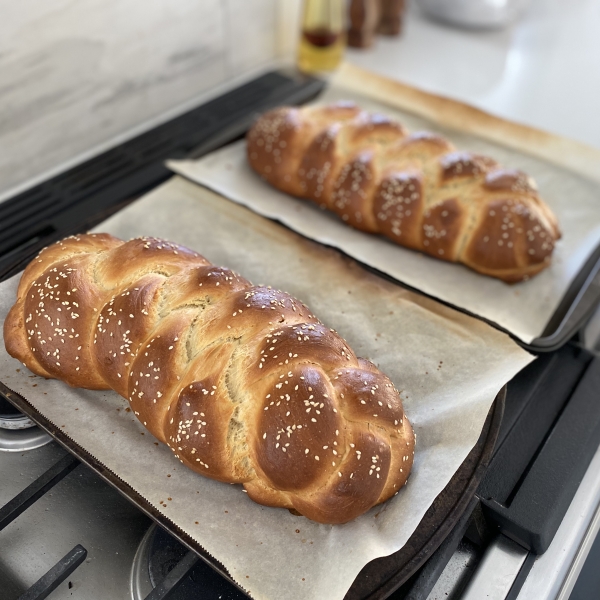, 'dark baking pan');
345,247,600,354
527,243,600,352
0,382,504,599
